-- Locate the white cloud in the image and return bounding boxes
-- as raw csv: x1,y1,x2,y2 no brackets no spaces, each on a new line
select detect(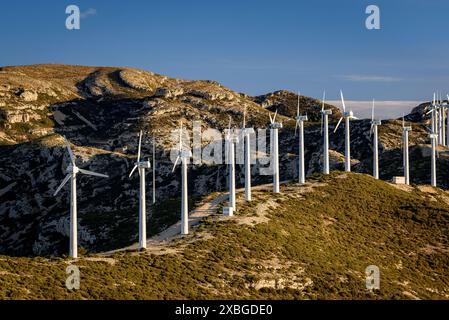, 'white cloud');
328,100,422,120
339,75,402,82
81,8,97,19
